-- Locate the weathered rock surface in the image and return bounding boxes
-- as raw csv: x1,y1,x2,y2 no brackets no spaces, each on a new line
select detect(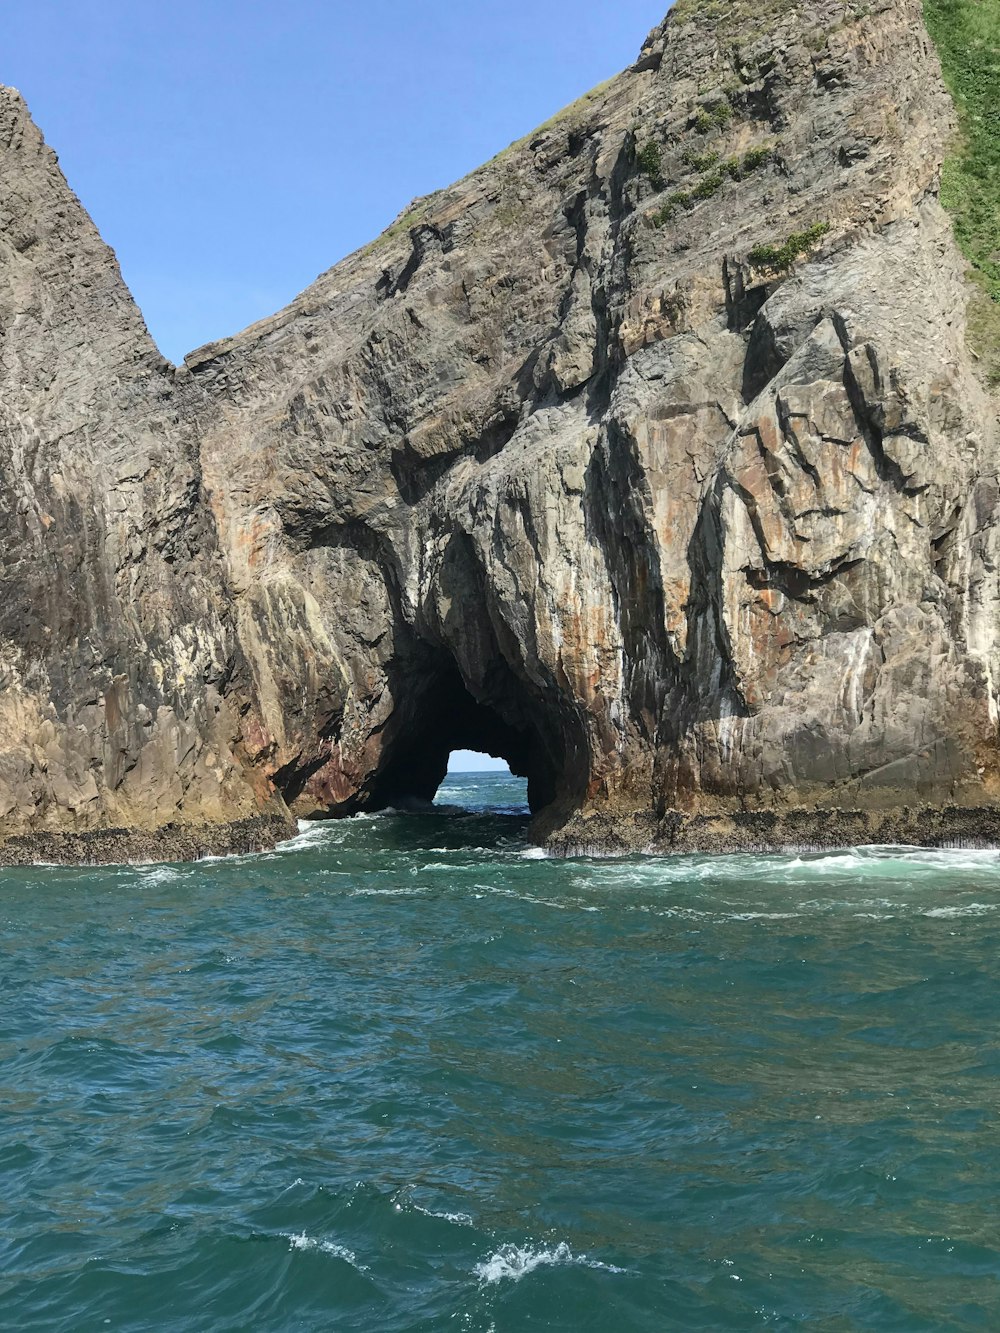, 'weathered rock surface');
1,0,998,860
